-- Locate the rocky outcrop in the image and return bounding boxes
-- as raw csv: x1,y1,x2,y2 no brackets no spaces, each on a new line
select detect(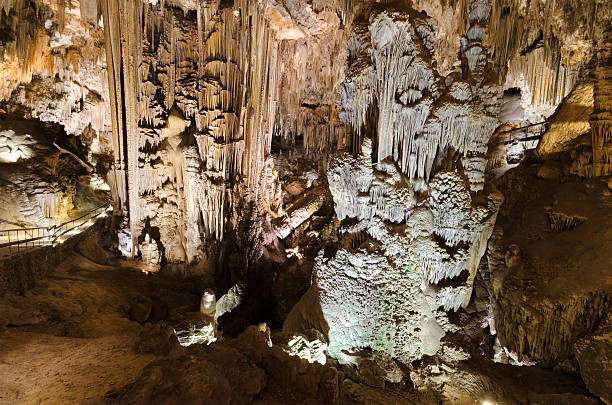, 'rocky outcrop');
574,322,612,404
76,236,108,264
109,325,344,405
285,1,504,365
0,117,106,229
490,165,612,367
537,83,594,156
